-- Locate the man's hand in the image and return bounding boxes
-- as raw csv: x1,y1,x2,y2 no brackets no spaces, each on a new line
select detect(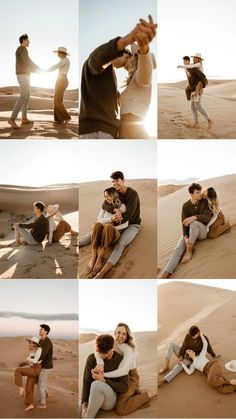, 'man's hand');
178,356,183,363
117,15,157,52
177,65,184,69
91,369,105,382
182,216,197,227
82,402,87,418
112,211,123,223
